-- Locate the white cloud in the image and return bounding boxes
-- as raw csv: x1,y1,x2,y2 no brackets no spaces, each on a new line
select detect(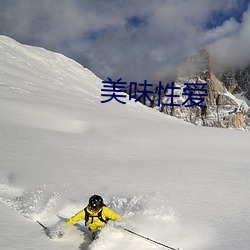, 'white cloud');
209,5,250,68
201,18,240,45
0,0,249,81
